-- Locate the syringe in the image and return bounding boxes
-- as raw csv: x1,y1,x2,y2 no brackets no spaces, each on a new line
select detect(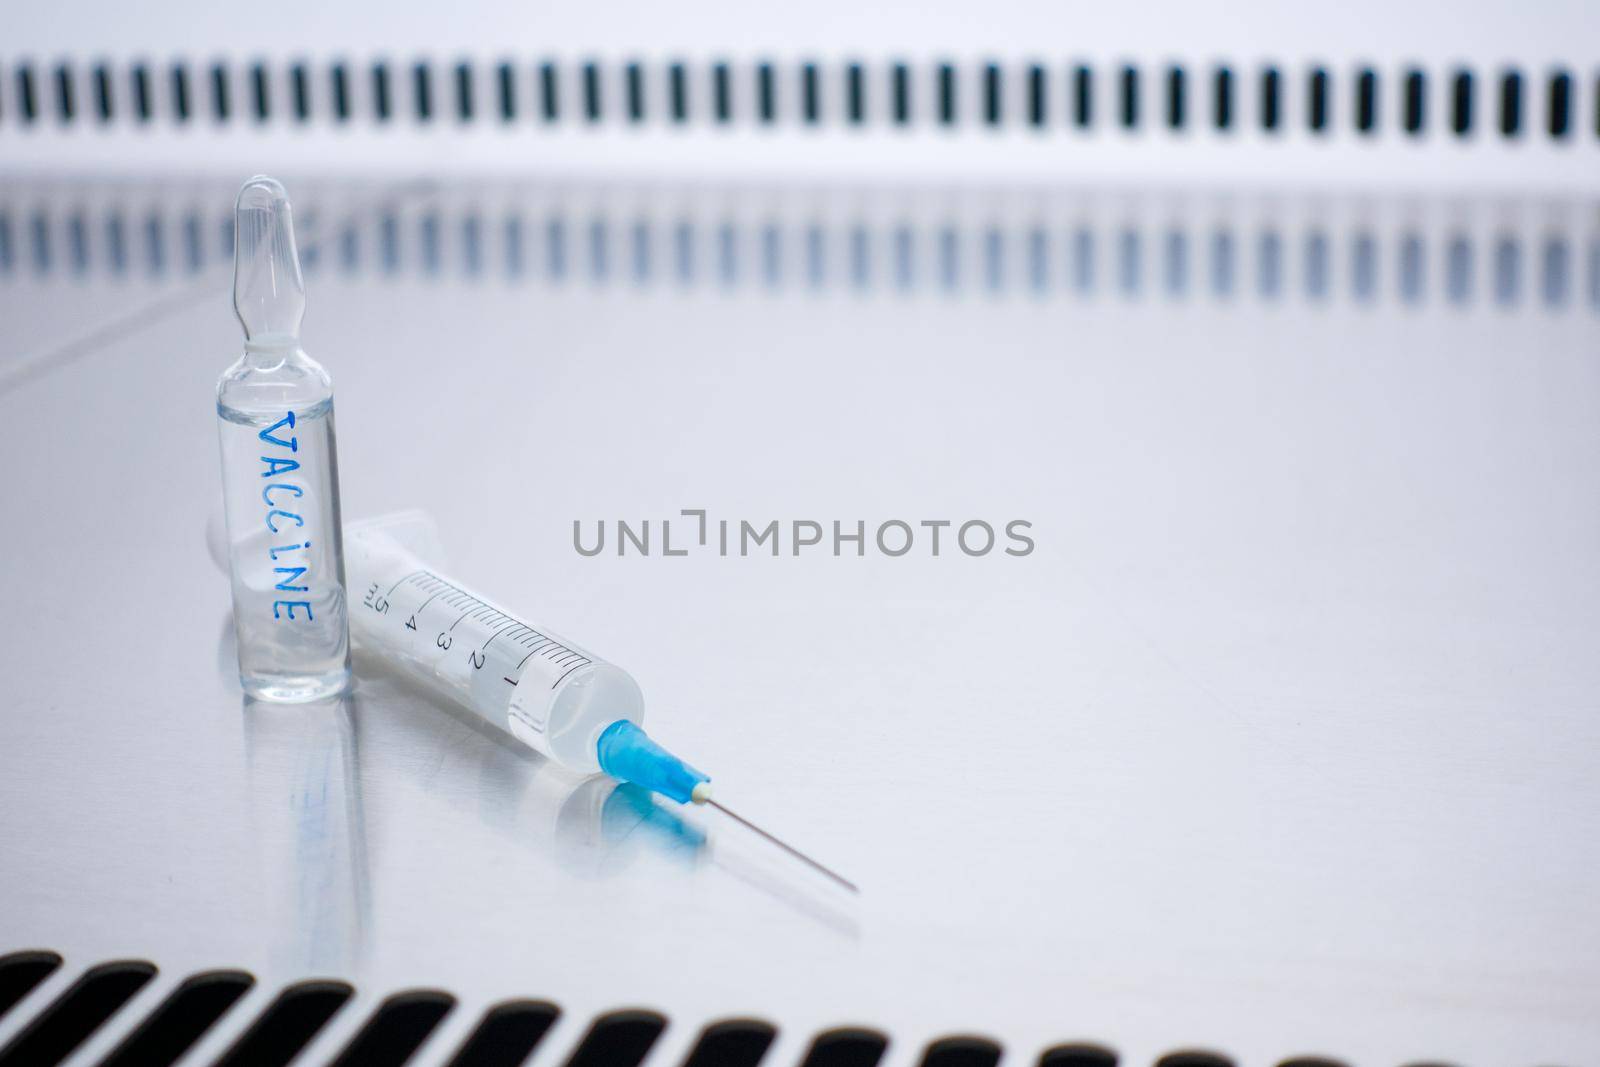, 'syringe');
343,513,856,893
